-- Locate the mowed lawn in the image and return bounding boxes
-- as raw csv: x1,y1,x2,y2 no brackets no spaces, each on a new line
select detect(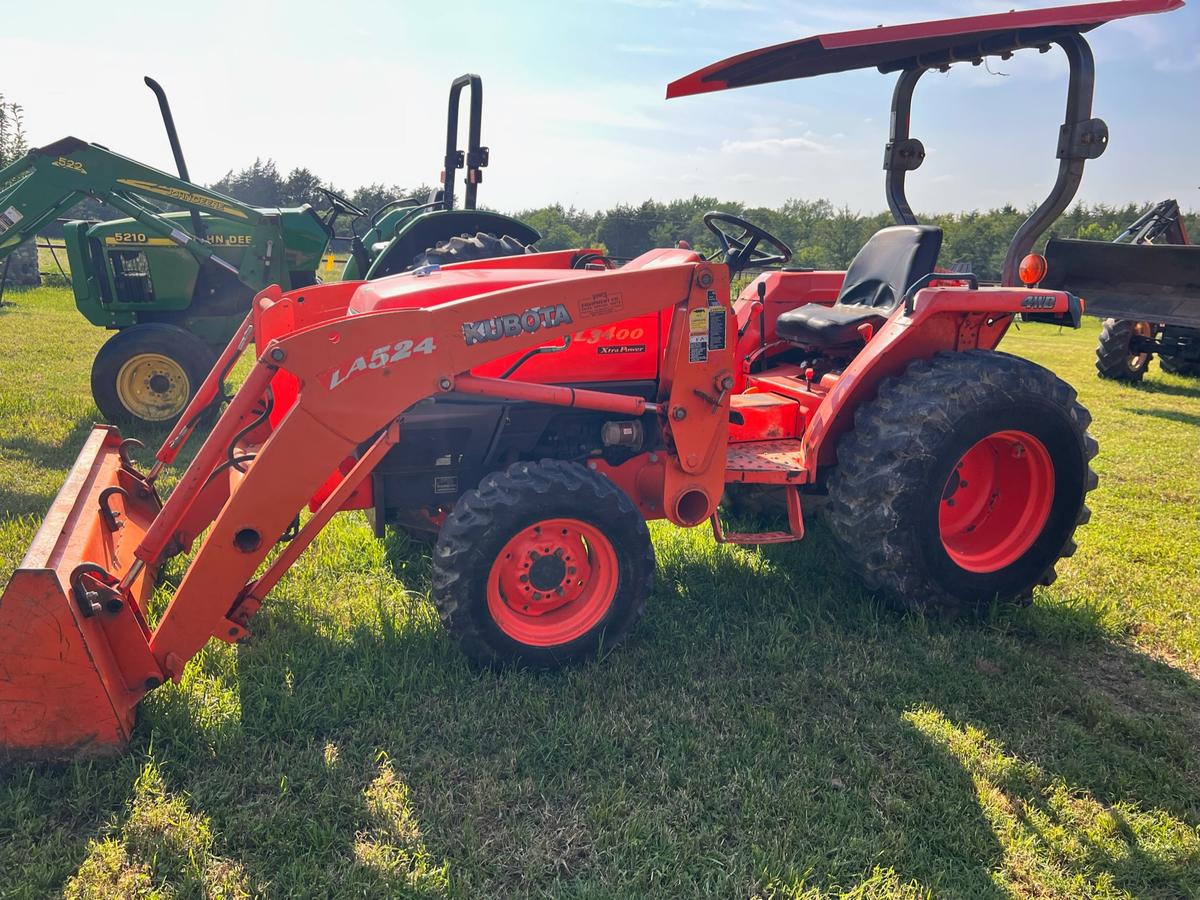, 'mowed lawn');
0,286,1198,899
